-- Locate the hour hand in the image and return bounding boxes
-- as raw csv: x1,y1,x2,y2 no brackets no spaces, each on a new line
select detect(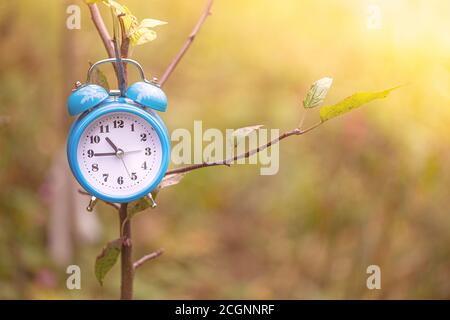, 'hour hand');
105,137,119,152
